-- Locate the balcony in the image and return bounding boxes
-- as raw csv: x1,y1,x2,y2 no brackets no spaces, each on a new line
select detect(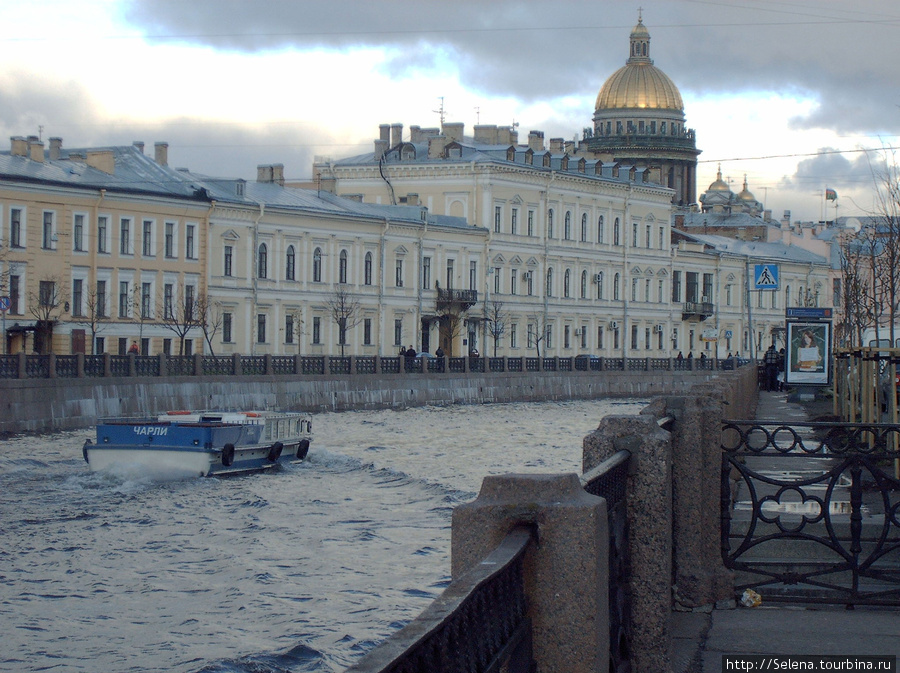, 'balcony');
436,288,478,312
682,301,715,321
